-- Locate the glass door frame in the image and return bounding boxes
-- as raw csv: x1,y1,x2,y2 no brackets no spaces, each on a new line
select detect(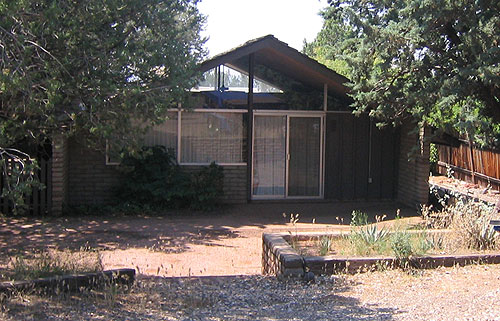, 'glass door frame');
251,110,325,200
